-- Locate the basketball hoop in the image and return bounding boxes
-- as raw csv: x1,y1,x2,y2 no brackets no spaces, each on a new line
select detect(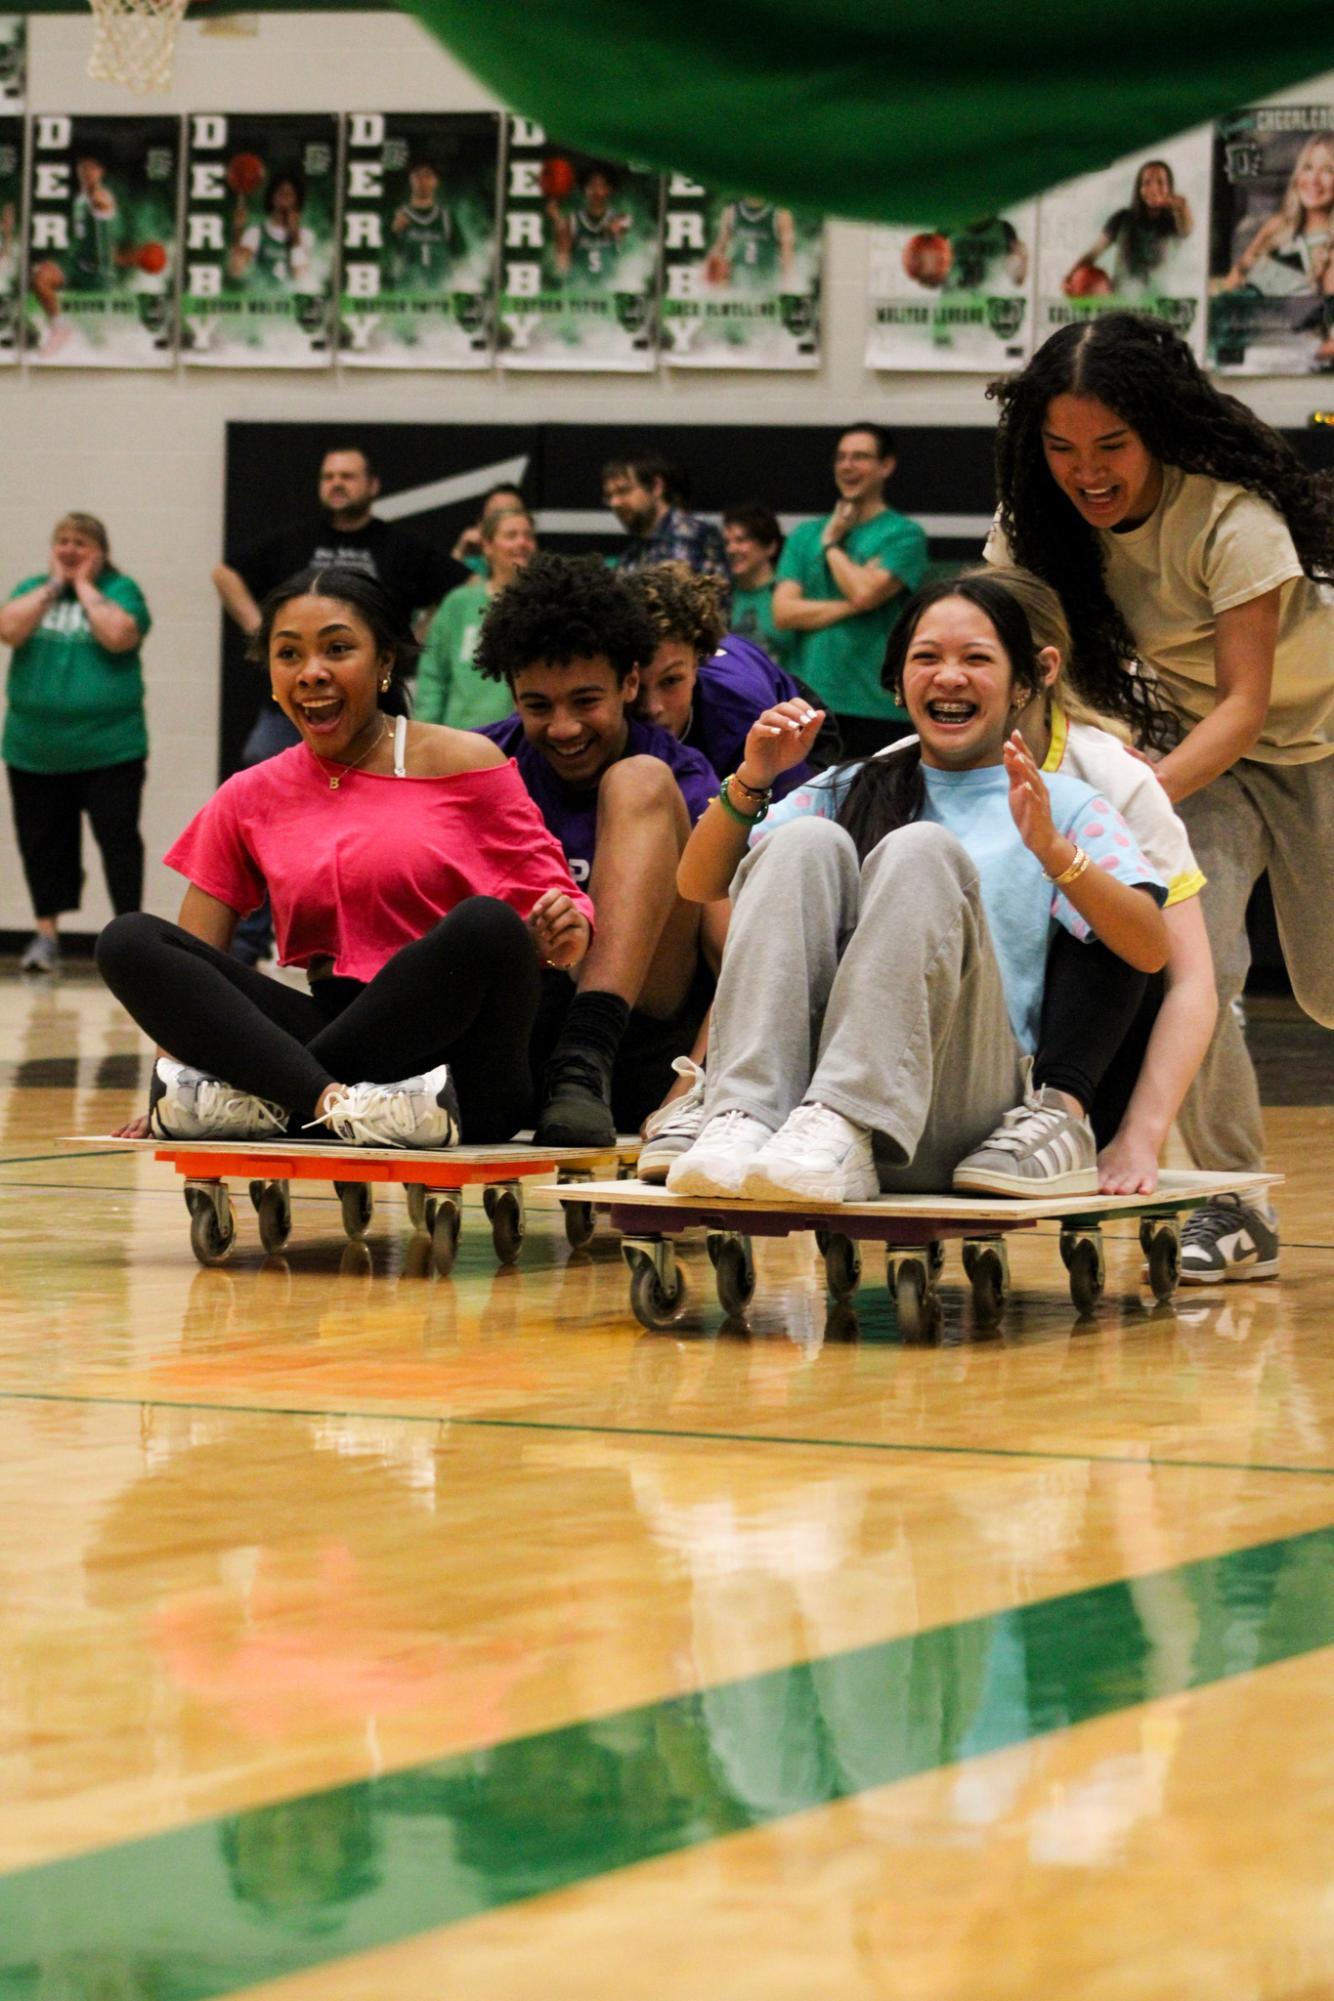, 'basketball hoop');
86,0,189,92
